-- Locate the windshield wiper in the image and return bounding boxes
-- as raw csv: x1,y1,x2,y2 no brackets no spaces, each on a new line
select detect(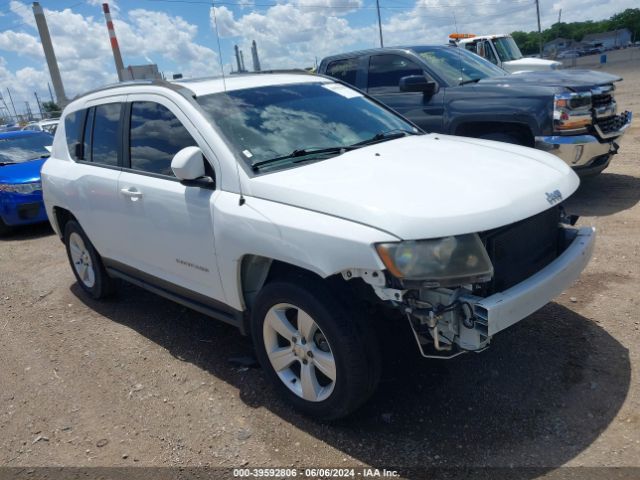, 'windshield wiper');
0,161,16,166
251,129,419,170
350,129,418,147
251,146,357,170
459,78,482,86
